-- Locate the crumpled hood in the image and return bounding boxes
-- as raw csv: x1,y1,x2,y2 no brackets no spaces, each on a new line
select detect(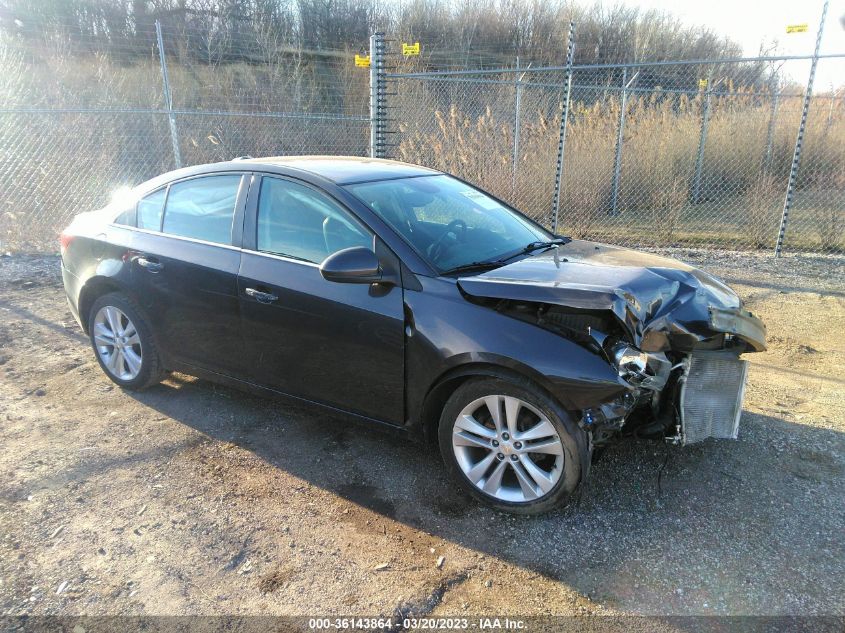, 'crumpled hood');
457,240,766,353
